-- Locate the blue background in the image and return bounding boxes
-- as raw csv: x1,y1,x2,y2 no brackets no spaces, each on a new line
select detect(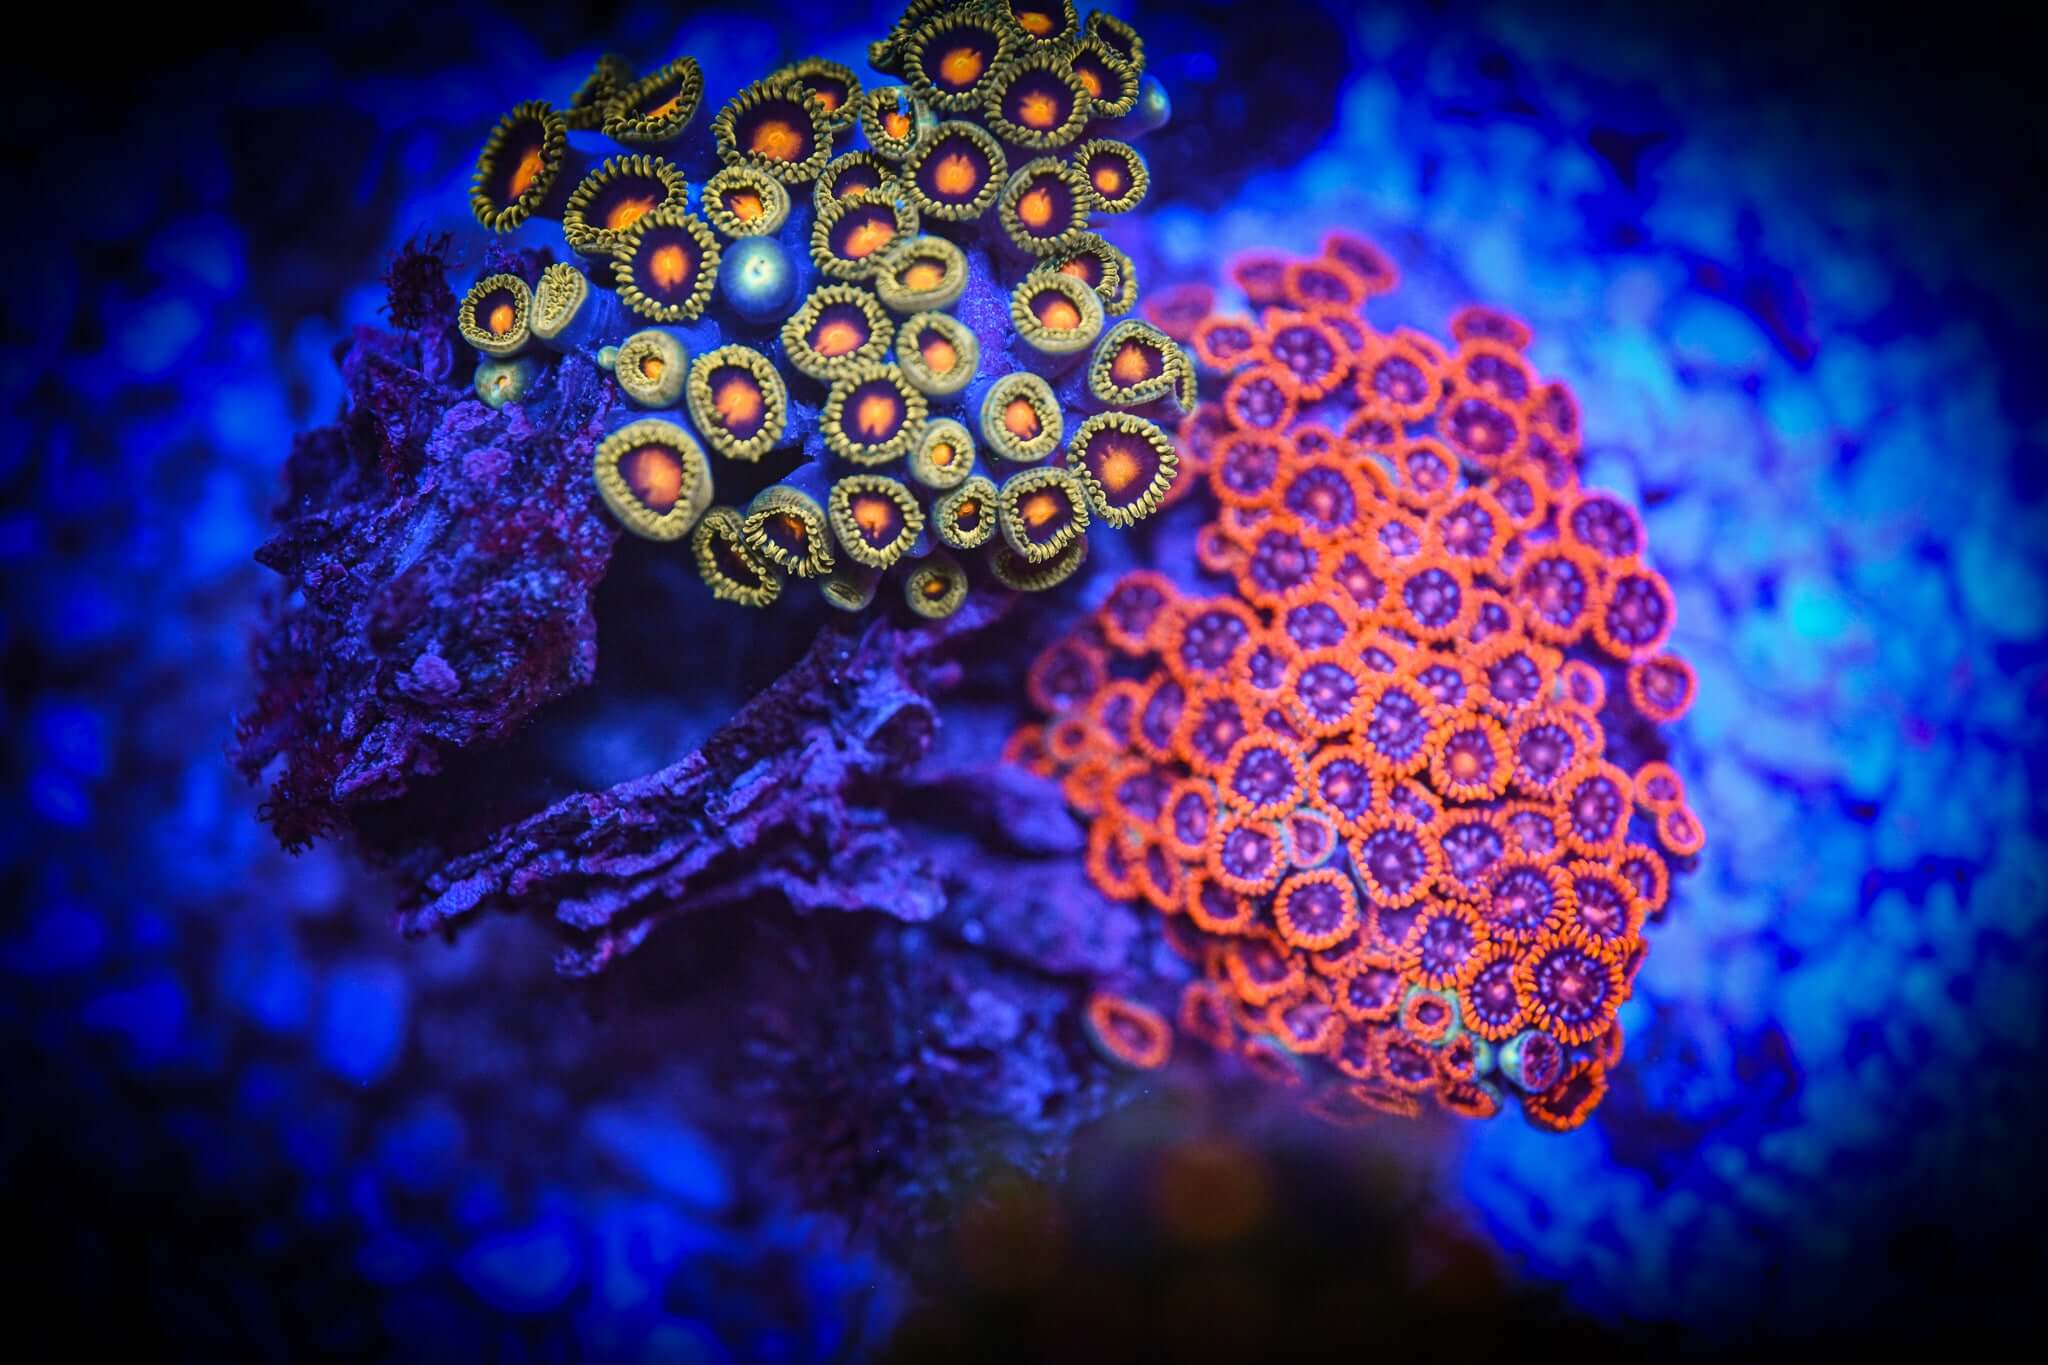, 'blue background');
4,1,2044,1355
